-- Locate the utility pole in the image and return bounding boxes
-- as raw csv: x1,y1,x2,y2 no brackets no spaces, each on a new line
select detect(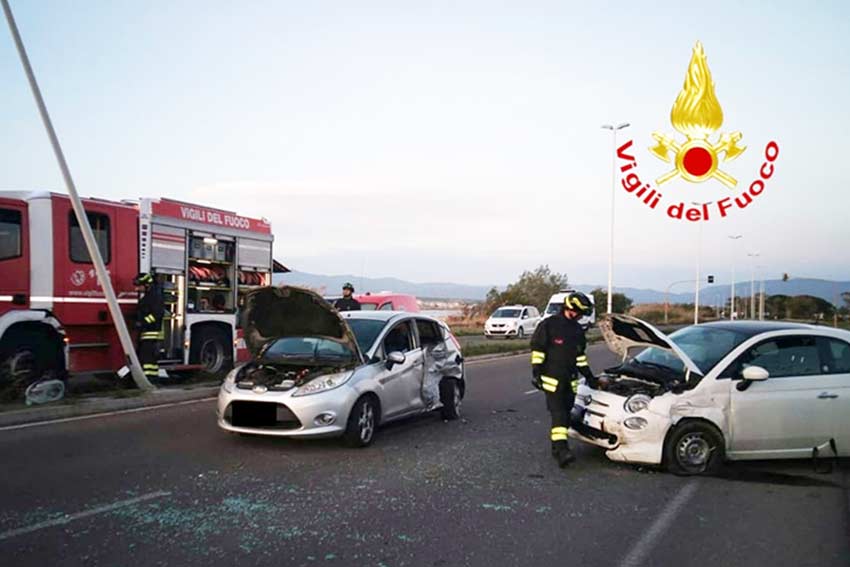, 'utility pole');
601,122,630,315
2,0,153,390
